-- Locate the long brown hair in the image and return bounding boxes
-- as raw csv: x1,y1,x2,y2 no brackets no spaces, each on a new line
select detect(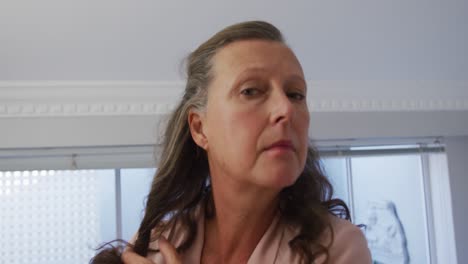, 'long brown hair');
91,20,350,264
